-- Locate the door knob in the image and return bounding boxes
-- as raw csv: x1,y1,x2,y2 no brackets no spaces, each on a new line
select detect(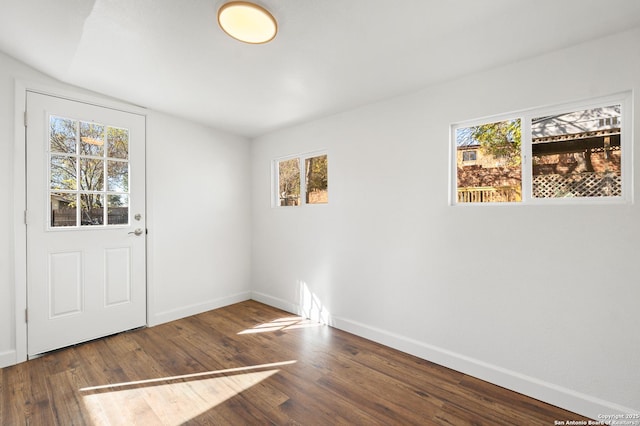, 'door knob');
128,228,143,236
